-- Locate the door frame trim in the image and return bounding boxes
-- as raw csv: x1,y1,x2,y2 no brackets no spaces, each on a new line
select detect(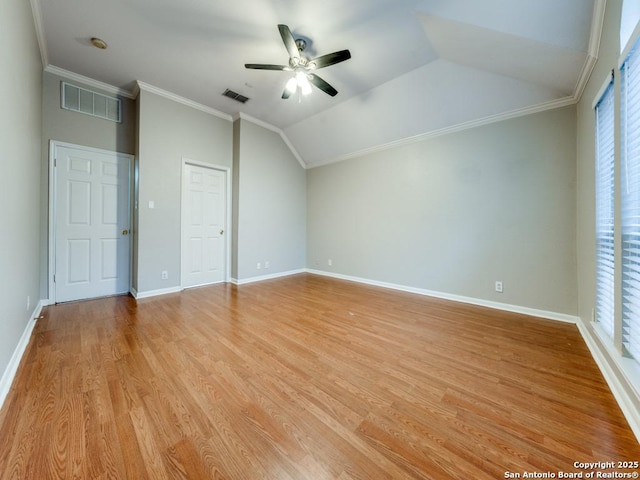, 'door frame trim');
180,158,232,288
48,140,134,303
